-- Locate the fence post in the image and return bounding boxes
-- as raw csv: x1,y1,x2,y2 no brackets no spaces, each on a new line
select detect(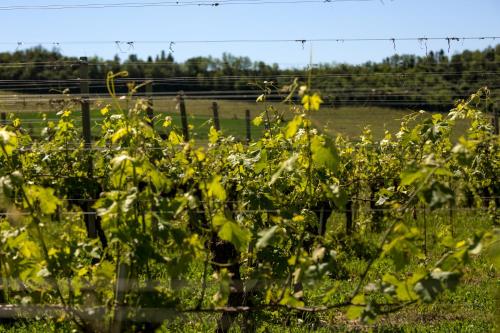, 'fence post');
111,262,129,333
494,106,499,135
212,102,220,131
345,200,353,235
177,92,189,142
245,109,251,144
79,57,97,239
0,112,6,126
80,57,92,153
423,206,427,256
146,81,154,128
